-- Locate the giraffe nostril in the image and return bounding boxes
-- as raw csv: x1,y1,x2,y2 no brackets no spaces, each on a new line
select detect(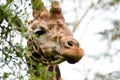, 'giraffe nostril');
67,41,73,47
